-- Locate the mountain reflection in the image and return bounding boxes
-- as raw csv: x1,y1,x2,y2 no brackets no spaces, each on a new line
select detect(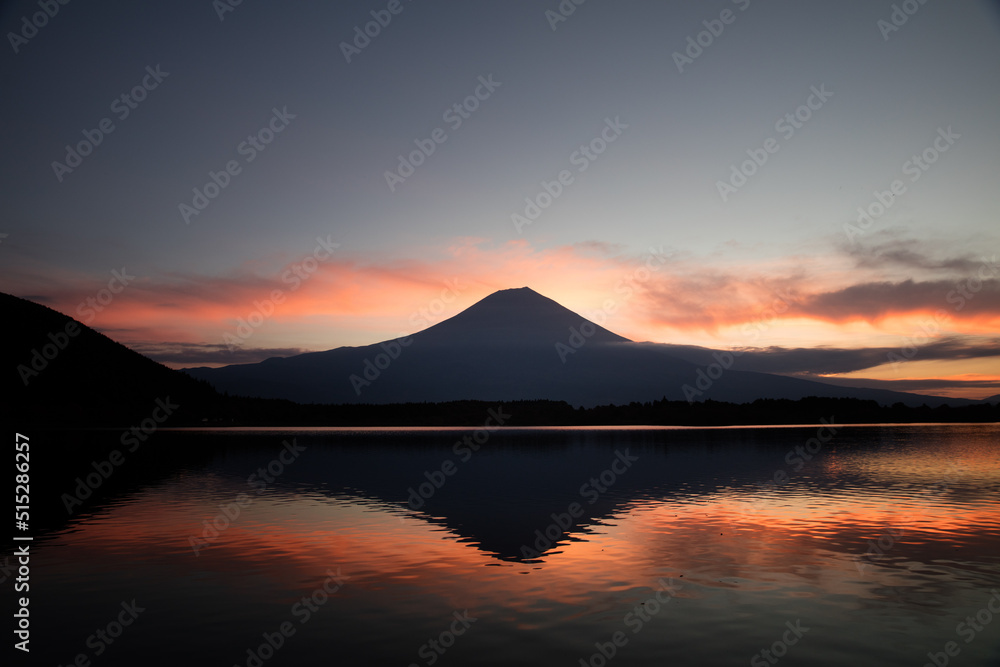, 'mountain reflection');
45,425,1000,569
24,425,1000,667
